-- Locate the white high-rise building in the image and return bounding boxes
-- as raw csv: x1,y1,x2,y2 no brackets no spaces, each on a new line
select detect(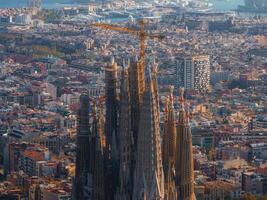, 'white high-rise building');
176,55,210,92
